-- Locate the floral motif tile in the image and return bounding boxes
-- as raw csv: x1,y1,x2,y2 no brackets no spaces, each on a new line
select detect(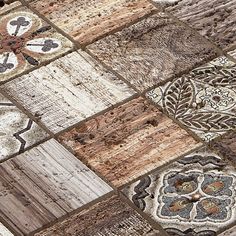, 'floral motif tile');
122,148,236,235
0,92,48,161
147,56,236,141
0,7,73,83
